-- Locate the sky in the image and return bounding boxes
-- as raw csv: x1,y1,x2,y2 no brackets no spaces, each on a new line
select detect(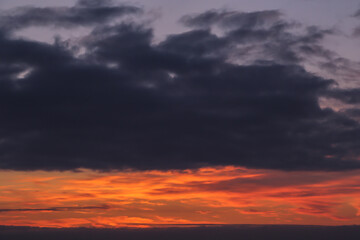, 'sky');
0,0,360,237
